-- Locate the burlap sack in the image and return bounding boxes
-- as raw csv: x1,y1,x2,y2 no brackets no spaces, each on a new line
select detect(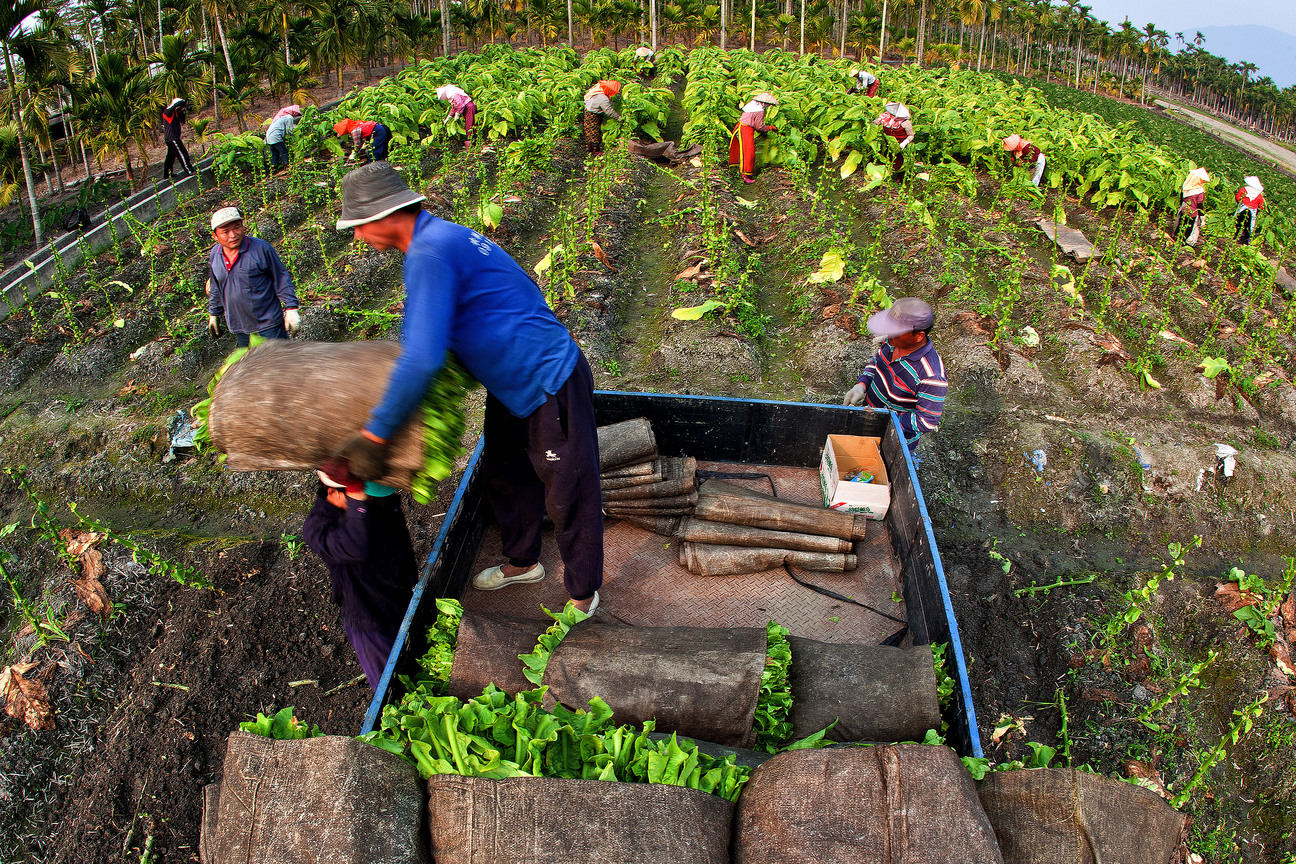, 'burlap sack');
734,744,1003,864
544,618,766,748
976,768,1185,864
202,732,426,864
446,609,548,699
788,638,941,742
426,775,733,864
207,340,425,490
